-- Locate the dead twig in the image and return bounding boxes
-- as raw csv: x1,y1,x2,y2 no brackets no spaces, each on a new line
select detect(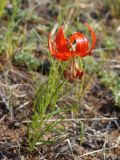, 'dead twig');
22,117,118,124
